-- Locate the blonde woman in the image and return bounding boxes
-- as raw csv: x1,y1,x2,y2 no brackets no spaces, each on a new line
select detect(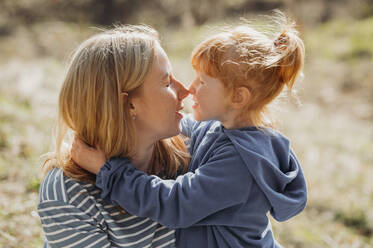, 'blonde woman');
38,25,189,247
